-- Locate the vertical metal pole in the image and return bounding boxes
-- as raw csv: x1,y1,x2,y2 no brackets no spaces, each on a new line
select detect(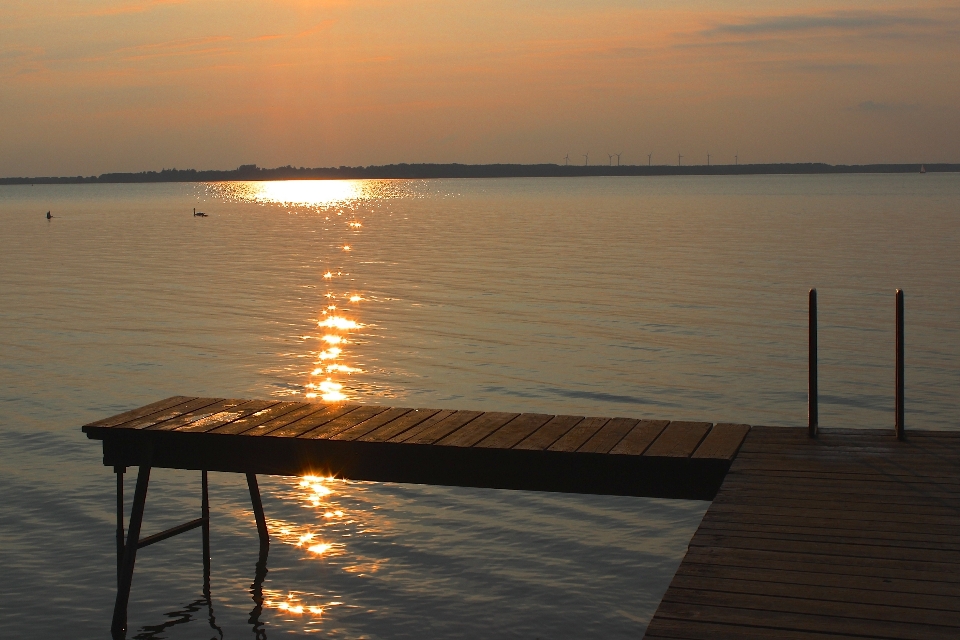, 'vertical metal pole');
809,288,818,438
201,470,211,595
246,473,269,551
115,466,125,586
112,465,151,639
896,289,905,440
